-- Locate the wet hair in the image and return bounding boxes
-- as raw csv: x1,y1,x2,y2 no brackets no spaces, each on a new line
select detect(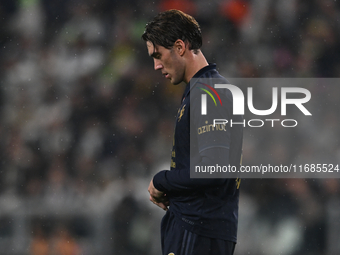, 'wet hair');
142,9,202,52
